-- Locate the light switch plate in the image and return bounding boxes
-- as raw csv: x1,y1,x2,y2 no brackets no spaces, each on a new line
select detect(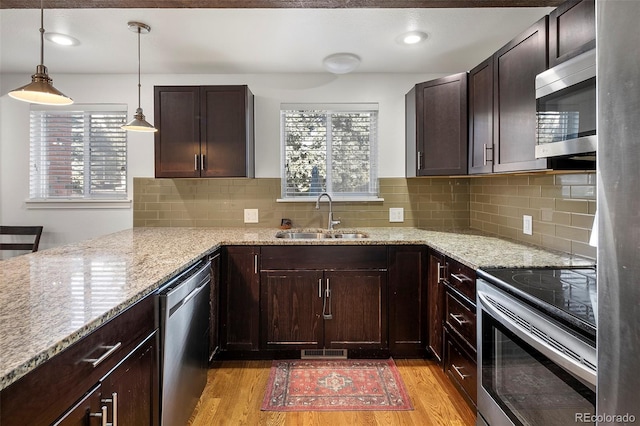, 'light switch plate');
244,209,259,223
523,215,533,235
389,208,404,223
